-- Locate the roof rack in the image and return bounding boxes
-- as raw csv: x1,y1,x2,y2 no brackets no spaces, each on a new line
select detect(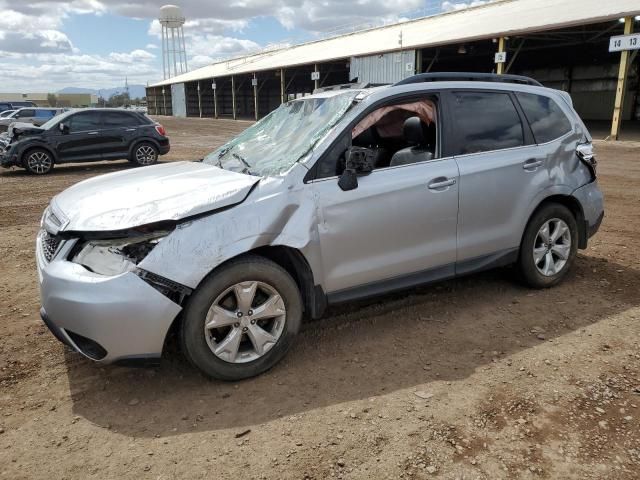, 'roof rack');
393,72,543,87
313,82,389,94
